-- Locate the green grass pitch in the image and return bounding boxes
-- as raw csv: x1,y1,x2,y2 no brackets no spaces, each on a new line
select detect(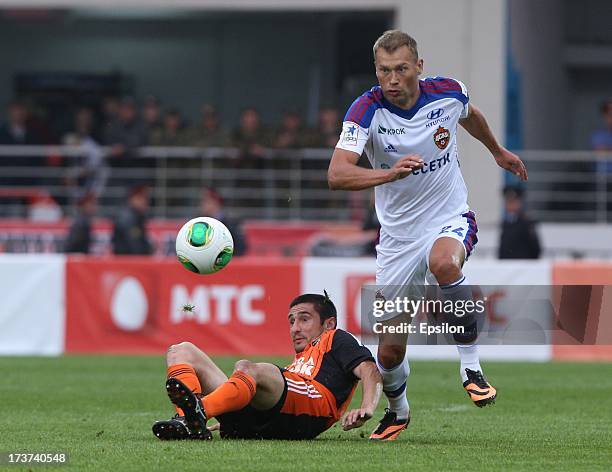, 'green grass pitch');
1,356,611,471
